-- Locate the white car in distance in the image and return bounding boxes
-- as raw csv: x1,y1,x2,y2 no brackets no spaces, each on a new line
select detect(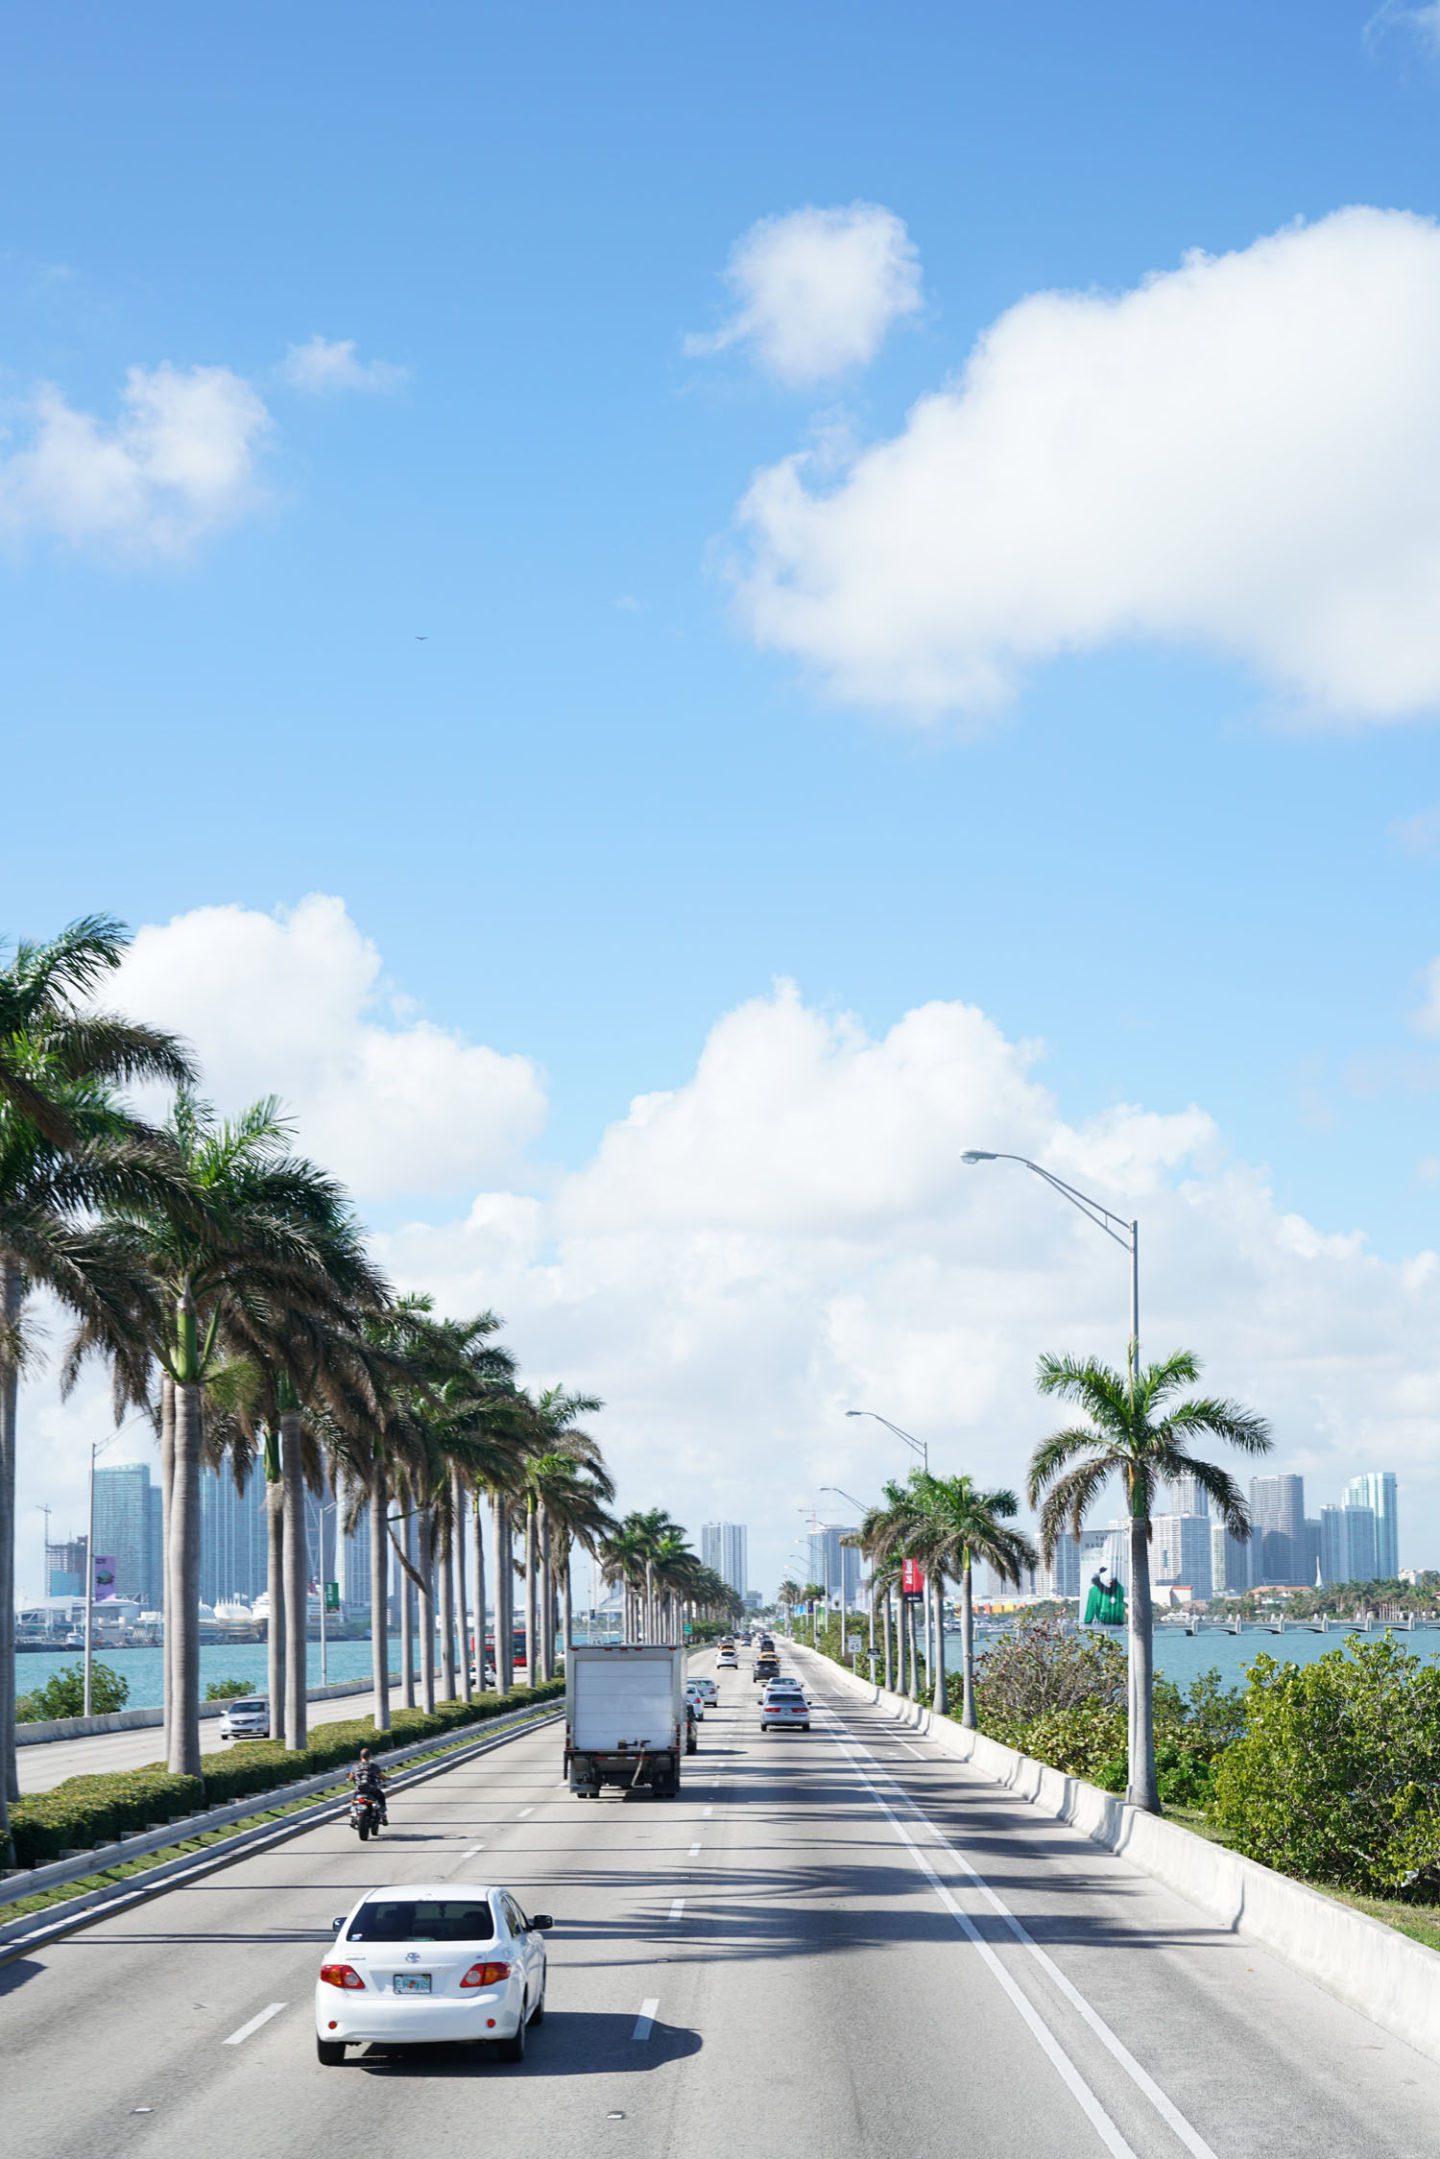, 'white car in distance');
759,1681,811,1732
317,1885,552,2066
684,1681,707,1719
716,1648,738,1668
217,1696,269,1741
695,1676,718,1705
